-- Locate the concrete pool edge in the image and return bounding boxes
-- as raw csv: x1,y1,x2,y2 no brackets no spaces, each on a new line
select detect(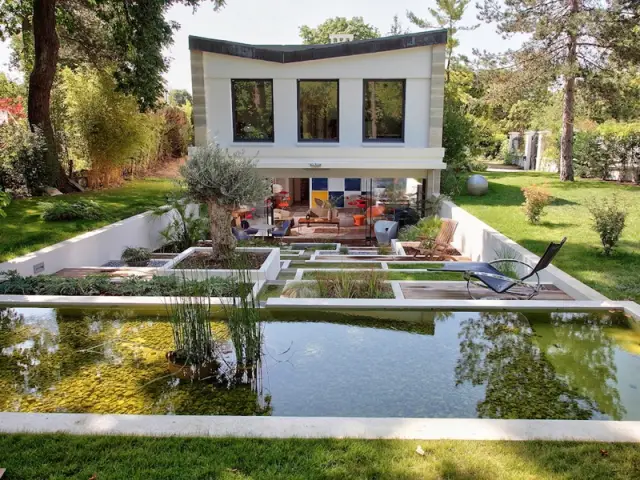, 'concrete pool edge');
1,413,640,442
